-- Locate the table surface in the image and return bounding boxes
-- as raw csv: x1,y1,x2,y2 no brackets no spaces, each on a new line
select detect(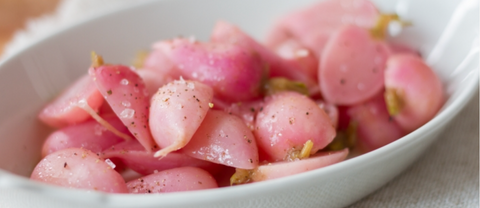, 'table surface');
0,0,478,207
